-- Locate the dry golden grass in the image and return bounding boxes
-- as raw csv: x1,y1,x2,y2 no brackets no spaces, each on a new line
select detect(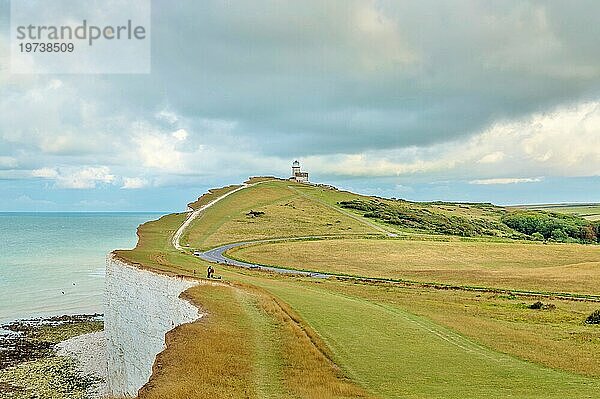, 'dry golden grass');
138,285,254,399
230,238,600,295
137,282,370,399
183,181,376,250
